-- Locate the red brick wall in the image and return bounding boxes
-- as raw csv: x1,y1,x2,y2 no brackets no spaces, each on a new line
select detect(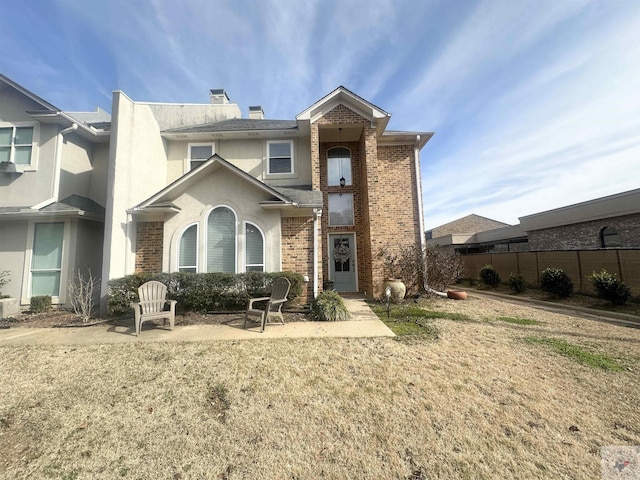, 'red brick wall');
134,221,164,274
281,216,316,305
310,104,422,297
